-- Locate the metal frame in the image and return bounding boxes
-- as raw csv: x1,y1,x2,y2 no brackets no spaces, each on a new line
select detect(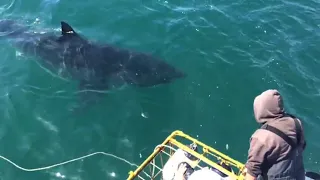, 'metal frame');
127,130,246,180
